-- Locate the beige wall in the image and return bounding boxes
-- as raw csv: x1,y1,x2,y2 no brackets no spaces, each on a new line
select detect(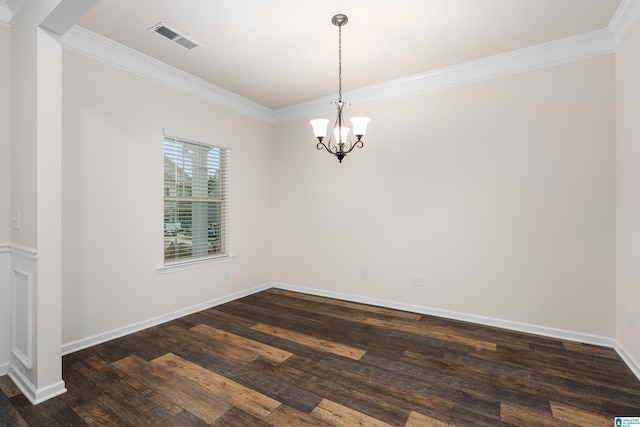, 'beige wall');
0,26,10,244
0,25,11,372
616,19,640,369
273,55,616,338
10,4,39,249
61,50,273,346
